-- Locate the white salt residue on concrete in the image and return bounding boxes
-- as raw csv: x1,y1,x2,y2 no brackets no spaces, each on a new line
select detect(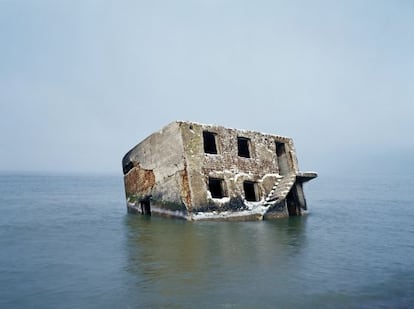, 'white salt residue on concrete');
211,197,230,204
192,198,272,221
234,172,252,182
